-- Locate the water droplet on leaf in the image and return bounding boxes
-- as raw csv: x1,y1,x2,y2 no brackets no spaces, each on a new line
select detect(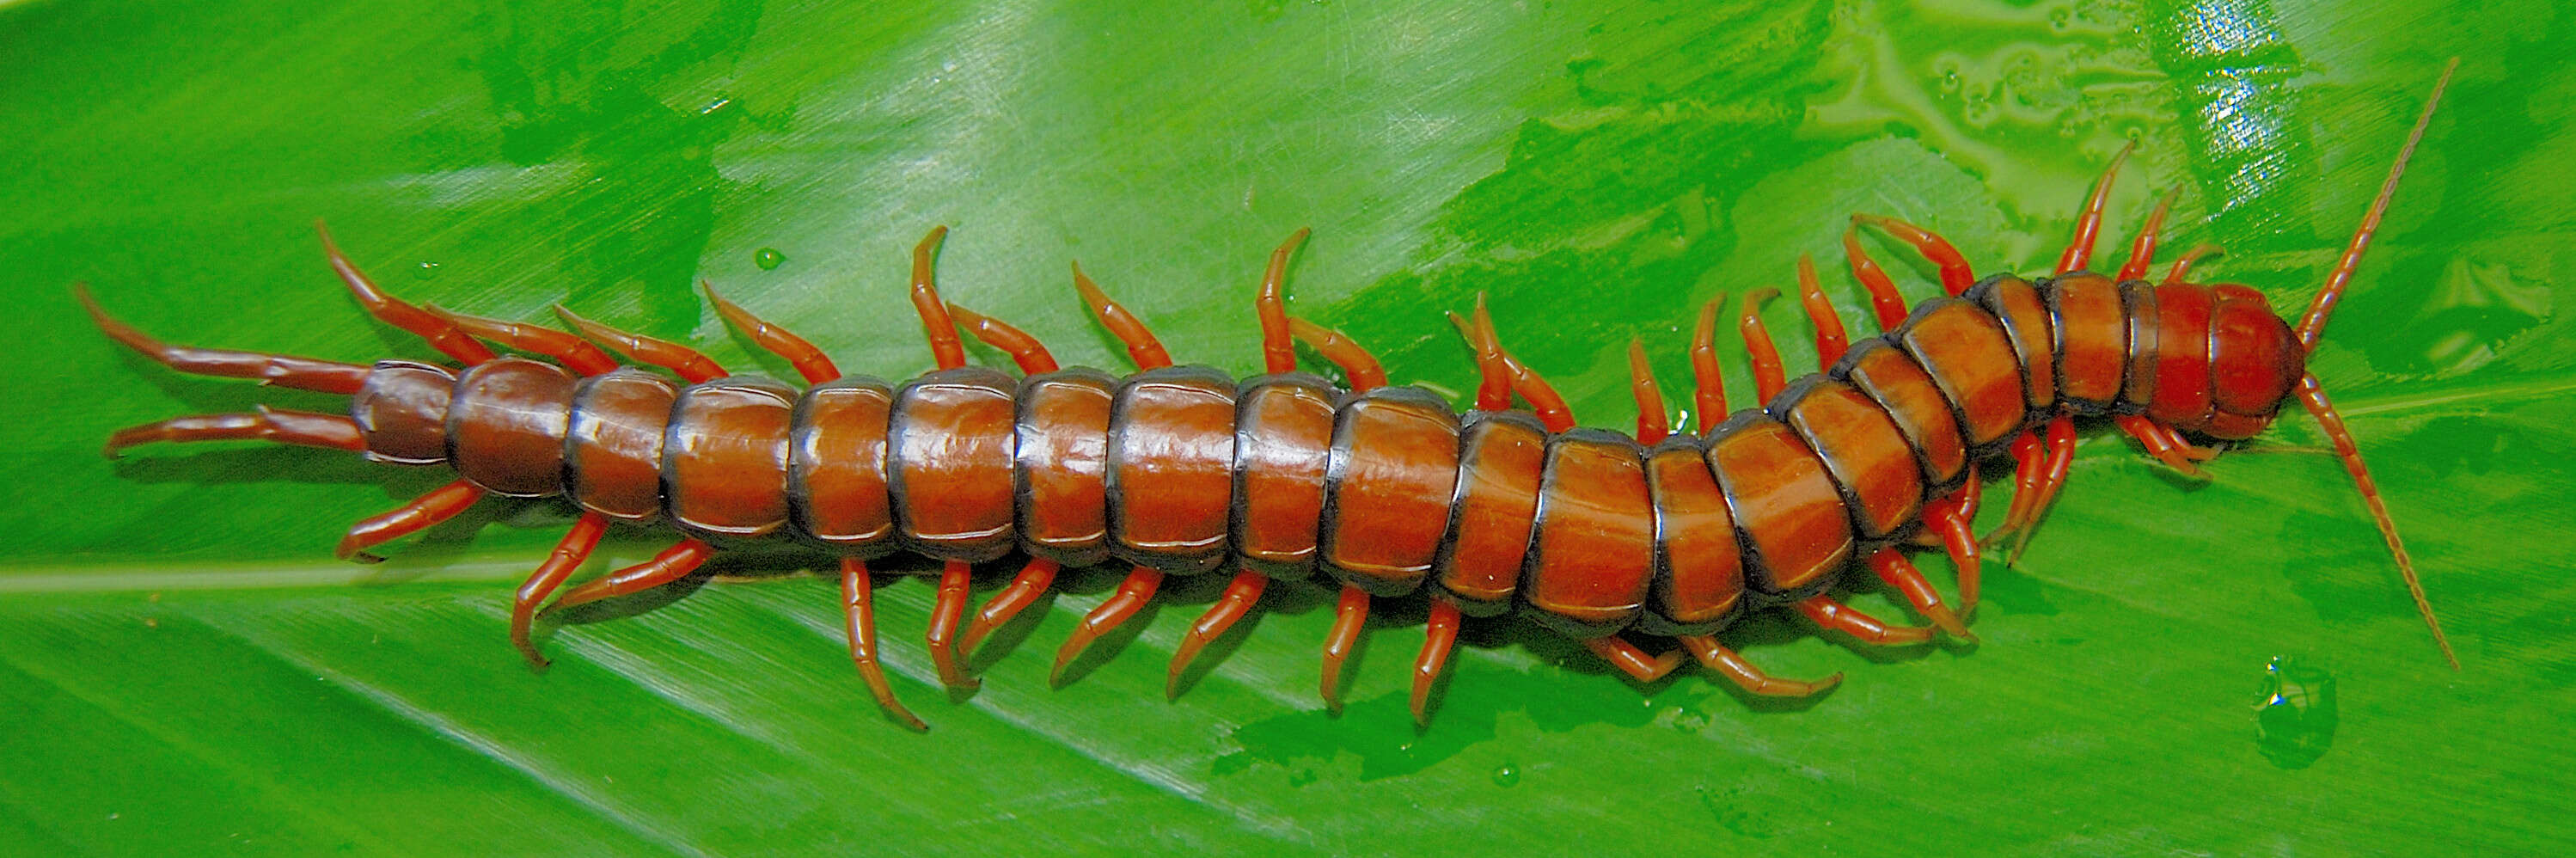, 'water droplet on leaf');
755,248,786,270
